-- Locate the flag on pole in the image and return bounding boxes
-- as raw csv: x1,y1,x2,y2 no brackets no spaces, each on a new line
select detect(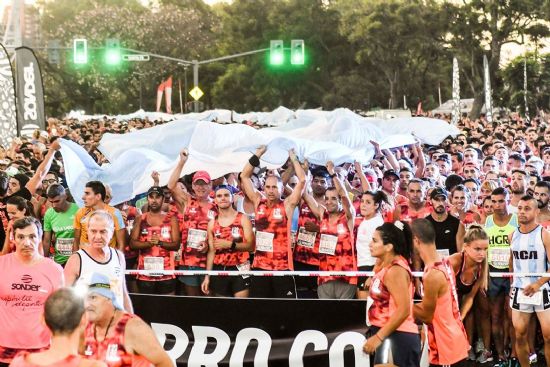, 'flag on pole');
451,57,460,125
0,42,17,148
524,58,530,122
483,55,493,123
